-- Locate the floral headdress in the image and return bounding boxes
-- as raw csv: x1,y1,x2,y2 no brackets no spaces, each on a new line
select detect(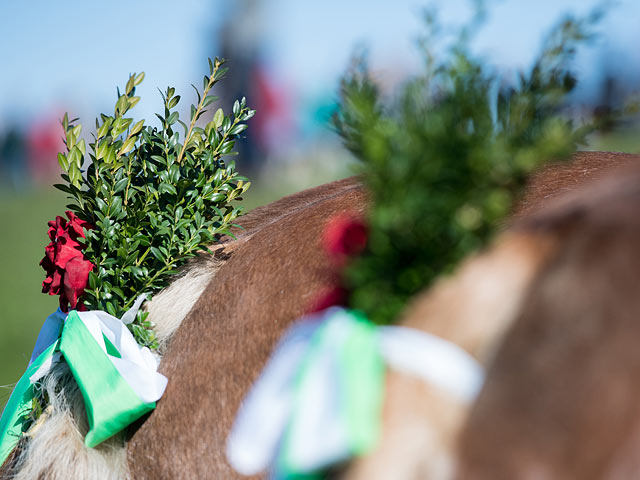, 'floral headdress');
45,57,254,348
0,58,254,465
